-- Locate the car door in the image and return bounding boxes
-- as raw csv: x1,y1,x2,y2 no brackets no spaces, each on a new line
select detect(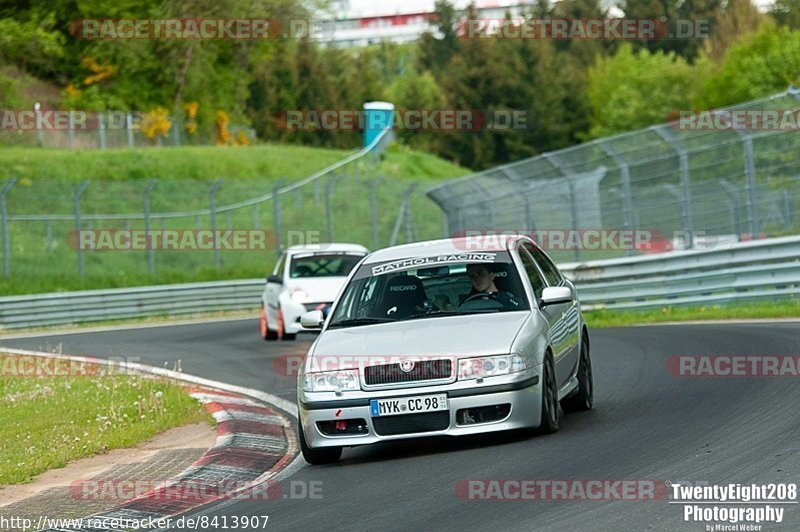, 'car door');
518,247,568,387
523,243,580,384
265,252,287,322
